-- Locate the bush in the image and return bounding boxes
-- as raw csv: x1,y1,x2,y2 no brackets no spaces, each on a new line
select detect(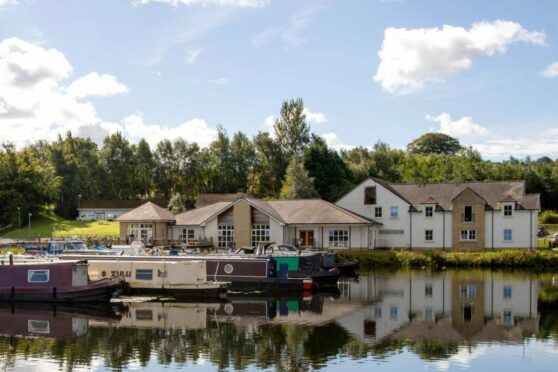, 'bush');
540,210,558,224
